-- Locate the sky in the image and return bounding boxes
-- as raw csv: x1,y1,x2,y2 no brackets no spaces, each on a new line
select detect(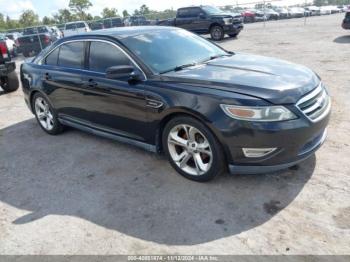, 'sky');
0,0,314,19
